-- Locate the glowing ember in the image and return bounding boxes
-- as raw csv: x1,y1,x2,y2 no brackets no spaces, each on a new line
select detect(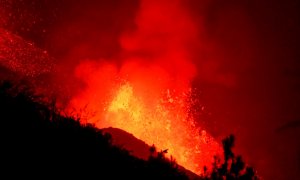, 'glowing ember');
105,82,220,174
68,67,221,174
68,63,221,173
0,28,53,77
